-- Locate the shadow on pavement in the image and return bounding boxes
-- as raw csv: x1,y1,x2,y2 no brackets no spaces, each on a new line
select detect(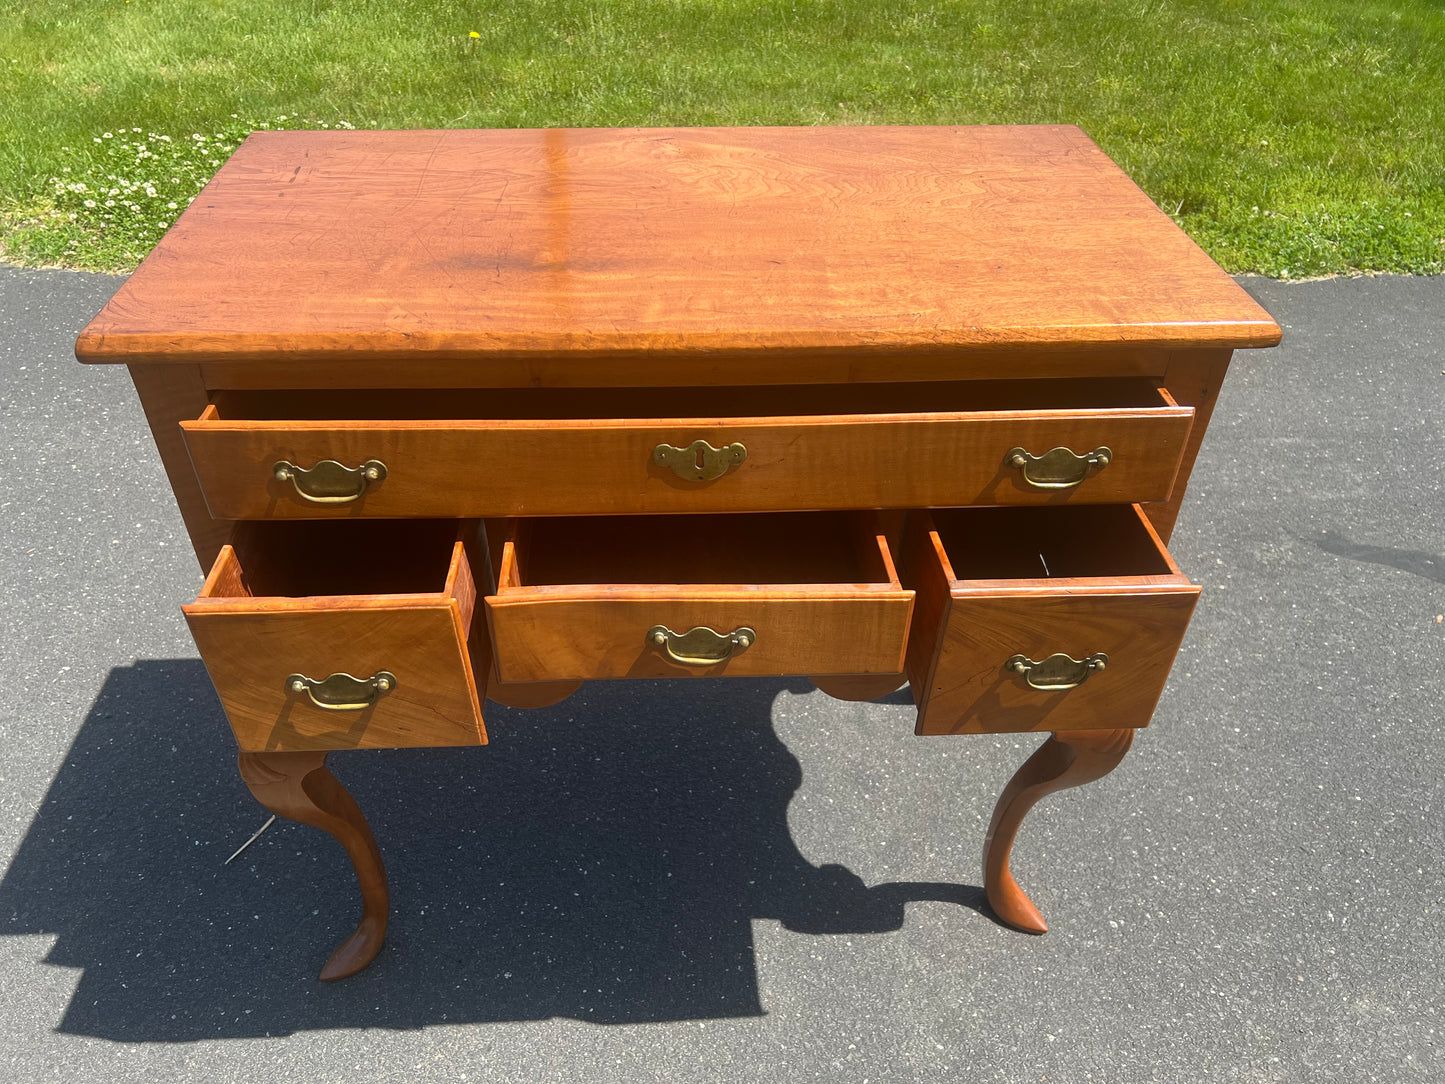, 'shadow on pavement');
1315,530,1445,585
0,661,982,1040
